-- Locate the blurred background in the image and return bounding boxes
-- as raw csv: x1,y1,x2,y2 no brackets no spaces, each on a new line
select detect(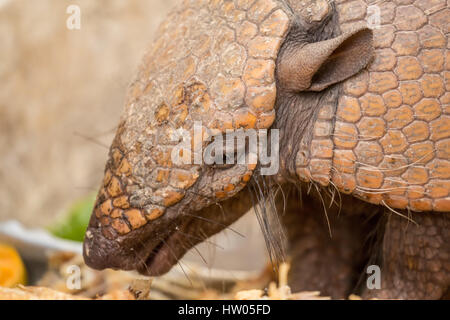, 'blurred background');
0,0,177,227
0,0,267,275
